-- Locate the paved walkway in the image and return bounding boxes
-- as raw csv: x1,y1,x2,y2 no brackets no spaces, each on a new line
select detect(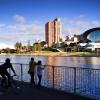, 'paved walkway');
0,82,94,100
